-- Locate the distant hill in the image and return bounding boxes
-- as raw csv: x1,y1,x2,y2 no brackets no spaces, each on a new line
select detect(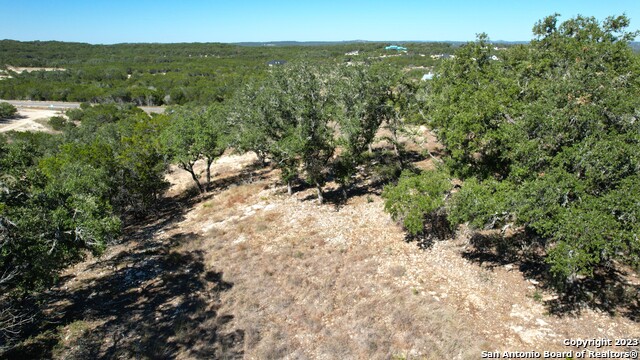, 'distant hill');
234,40,374,47
235,40,640,51
234,40,477,47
